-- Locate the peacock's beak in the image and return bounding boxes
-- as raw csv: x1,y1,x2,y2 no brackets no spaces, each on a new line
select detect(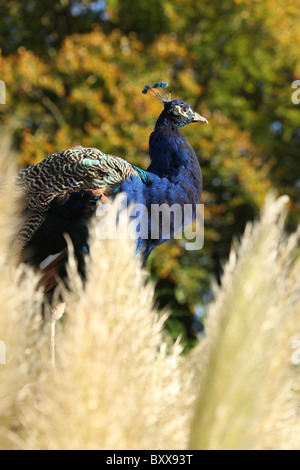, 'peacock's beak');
192,112,209,124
